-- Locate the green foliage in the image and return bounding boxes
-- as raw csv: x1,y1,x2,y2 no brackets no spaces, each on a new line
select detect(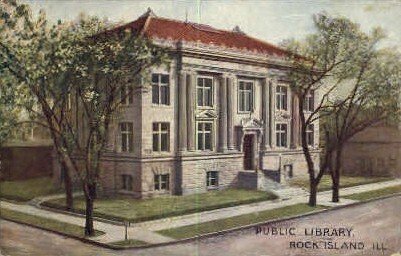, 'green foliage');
343,185,401,201
0,1,167,181
289,175,392,192
43,189,277,223
0,177,61,201
0,208,105,237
